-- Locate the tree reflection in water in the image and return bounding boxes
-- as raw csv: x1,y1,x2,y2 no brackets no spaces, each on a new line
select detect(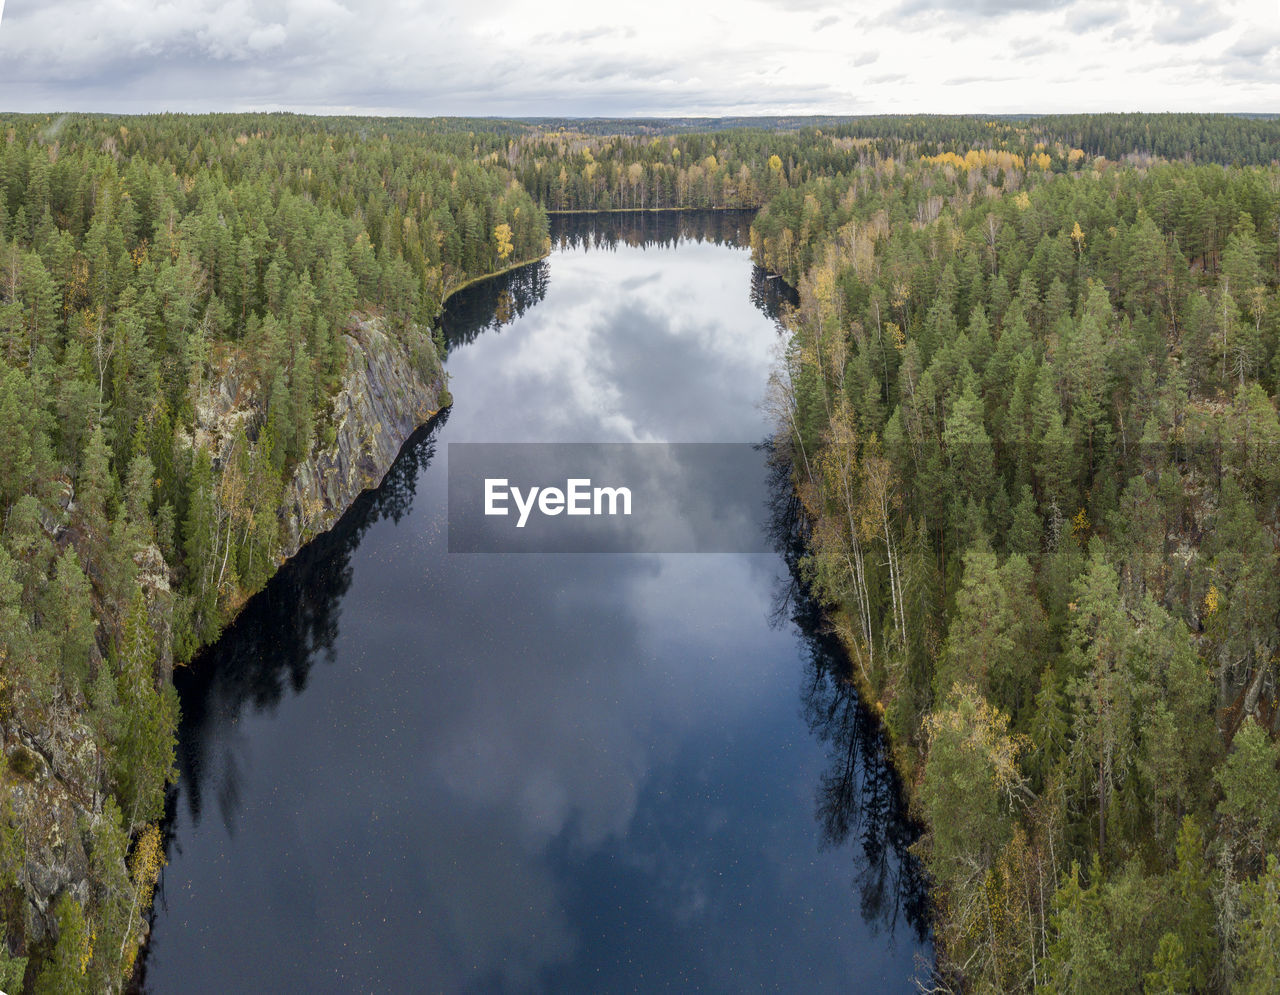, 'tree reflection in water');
551,209,756,254
765,442,933,946
136,416,448,991
144,214,929,990
166,415,446,834
440,259,550,351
